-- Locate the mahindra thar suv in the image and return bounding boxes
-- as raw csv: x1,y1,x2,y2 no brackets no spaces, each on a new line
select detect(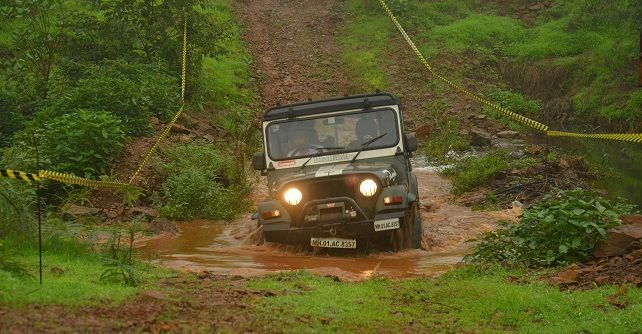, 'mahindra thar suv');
252,93,422,250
